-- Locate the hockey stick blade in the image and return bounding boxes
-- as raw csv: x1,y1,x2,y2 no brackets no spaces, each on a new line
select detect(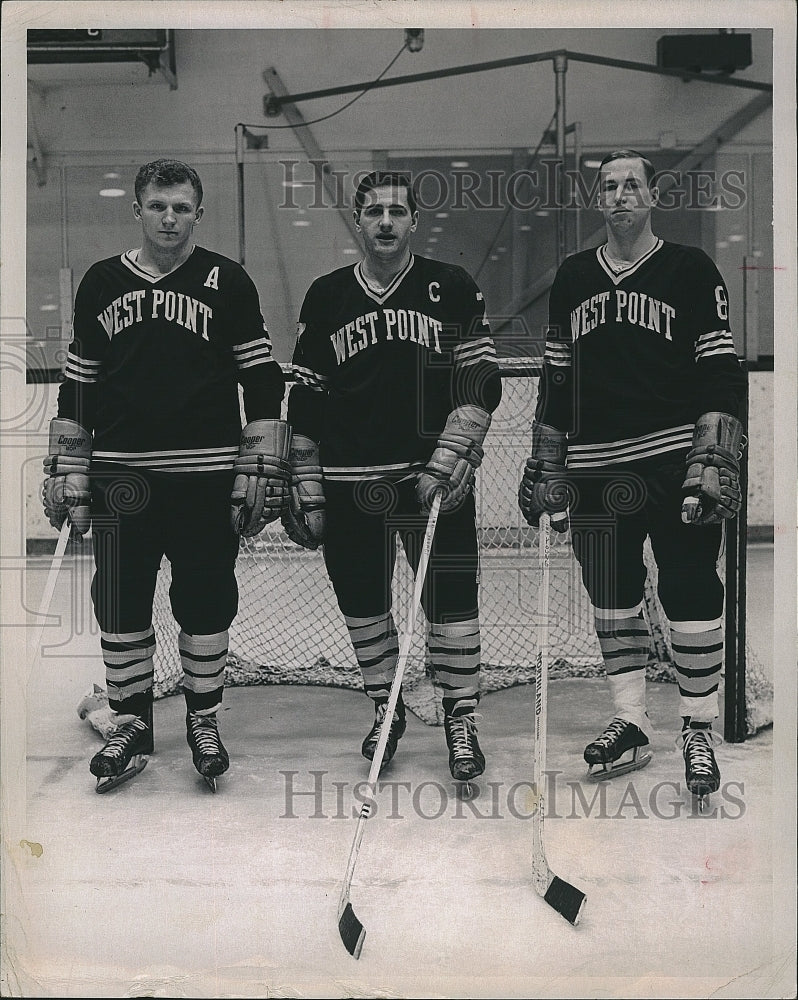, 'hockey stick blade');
338,900,366,959
543,873,587,926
